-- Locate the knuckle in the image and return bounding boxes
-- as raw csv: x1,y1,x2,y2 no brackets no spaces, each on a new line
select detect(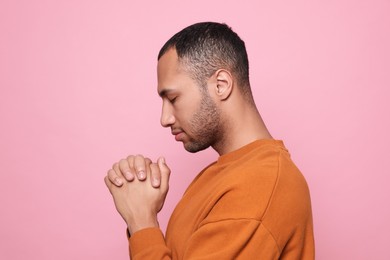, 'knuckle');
108,170,117,180
136,163,146,171
135,155,146,165
145,157,152,164
151,163,159,171
136,165,145,171
135,154,144,159
163,167,171,175
119,159,128,168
